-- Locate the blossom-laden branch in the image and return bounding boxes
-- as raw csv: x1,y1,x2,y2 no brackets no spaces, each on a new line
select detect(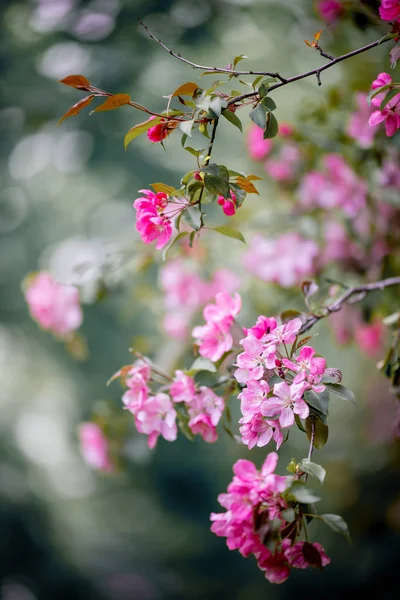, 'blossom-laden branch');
300,275,400,334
